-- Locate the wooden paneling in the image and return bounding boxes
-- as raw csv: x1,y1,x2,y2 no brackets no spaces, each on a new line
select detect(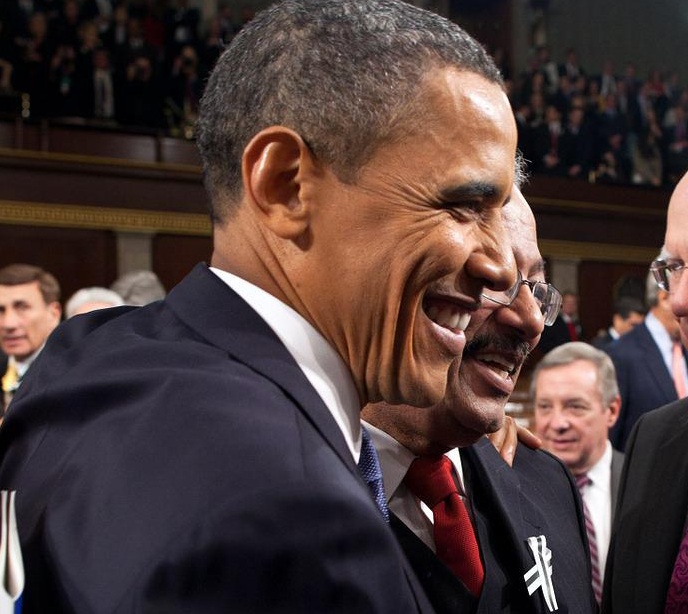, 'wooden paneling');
577,261,650,342
152,234,212,291
0,224,117,307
